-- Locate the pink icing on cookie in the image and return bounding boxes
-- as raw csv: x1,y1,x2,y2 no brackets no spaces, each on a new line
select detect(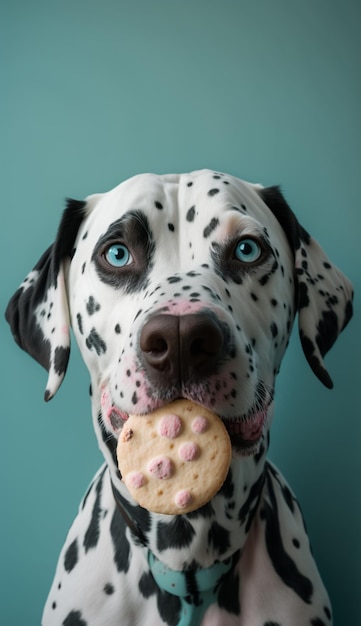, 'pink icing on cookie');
147,456,173,479
126,471,146,489
191,416,209,434
175,489,193,509
158,414,183,439
178,441,200,462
